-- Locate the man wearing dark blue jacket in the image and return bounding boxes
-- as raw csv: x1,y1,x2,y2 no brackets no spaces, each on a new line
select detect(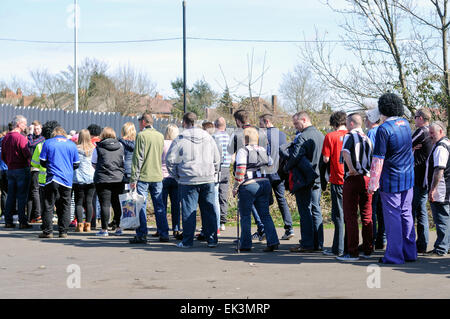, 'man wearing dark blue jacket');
259,113,294,240
286,111,324,252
